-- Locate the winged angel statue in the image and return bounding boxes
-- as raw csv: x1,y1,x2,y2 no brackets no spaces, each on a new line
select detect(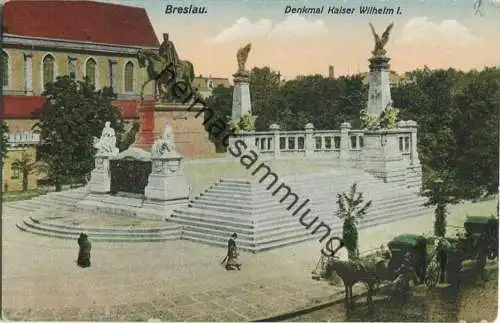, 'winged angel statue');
369,22,394,57
474,0,500,15
236,43,252,73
